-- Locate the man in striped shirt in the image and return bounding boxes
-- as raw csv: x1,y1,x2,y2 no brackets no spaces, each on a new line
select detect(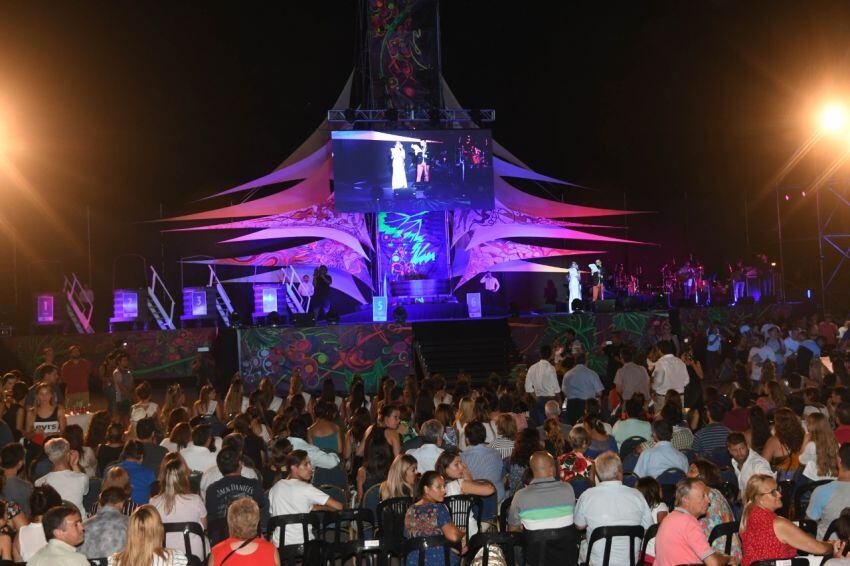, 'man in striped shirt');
691,401,731,456
508,451,575,530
